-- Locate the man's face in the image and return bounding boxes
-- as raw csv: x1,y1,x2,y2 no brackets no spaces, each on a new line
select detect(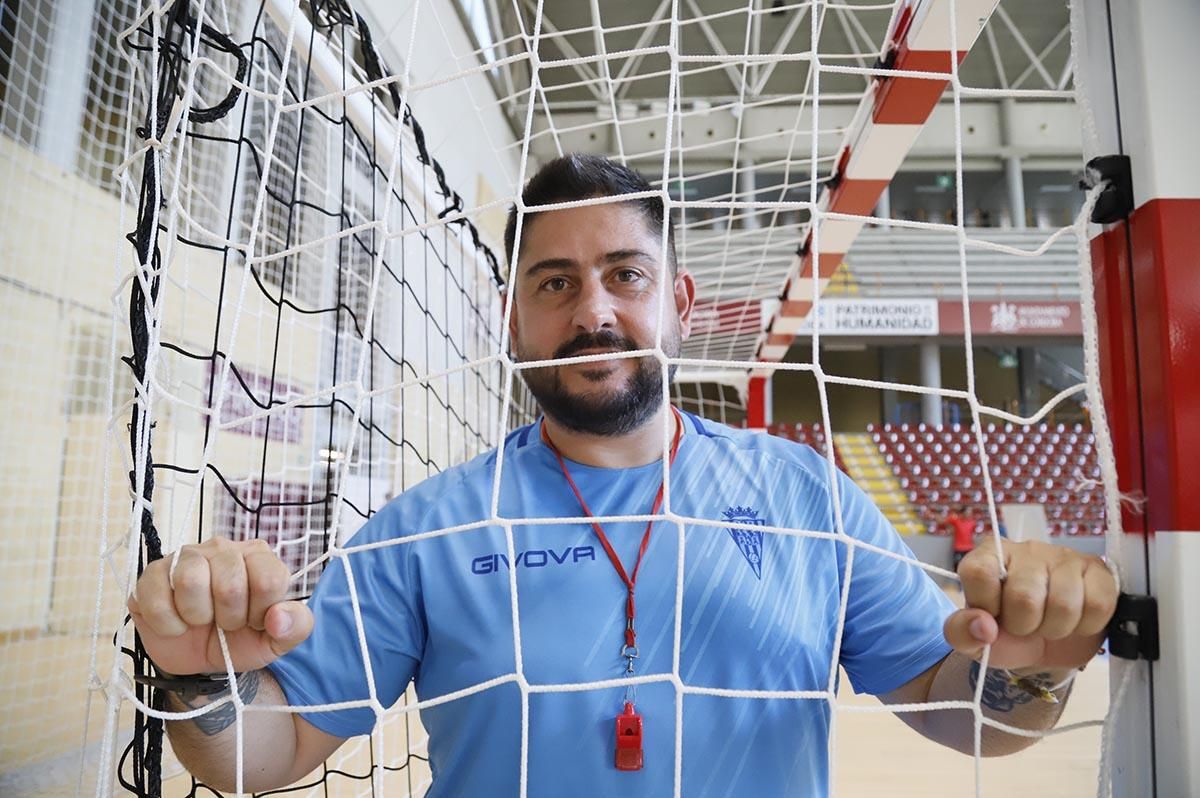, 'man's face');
507,201,695,436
